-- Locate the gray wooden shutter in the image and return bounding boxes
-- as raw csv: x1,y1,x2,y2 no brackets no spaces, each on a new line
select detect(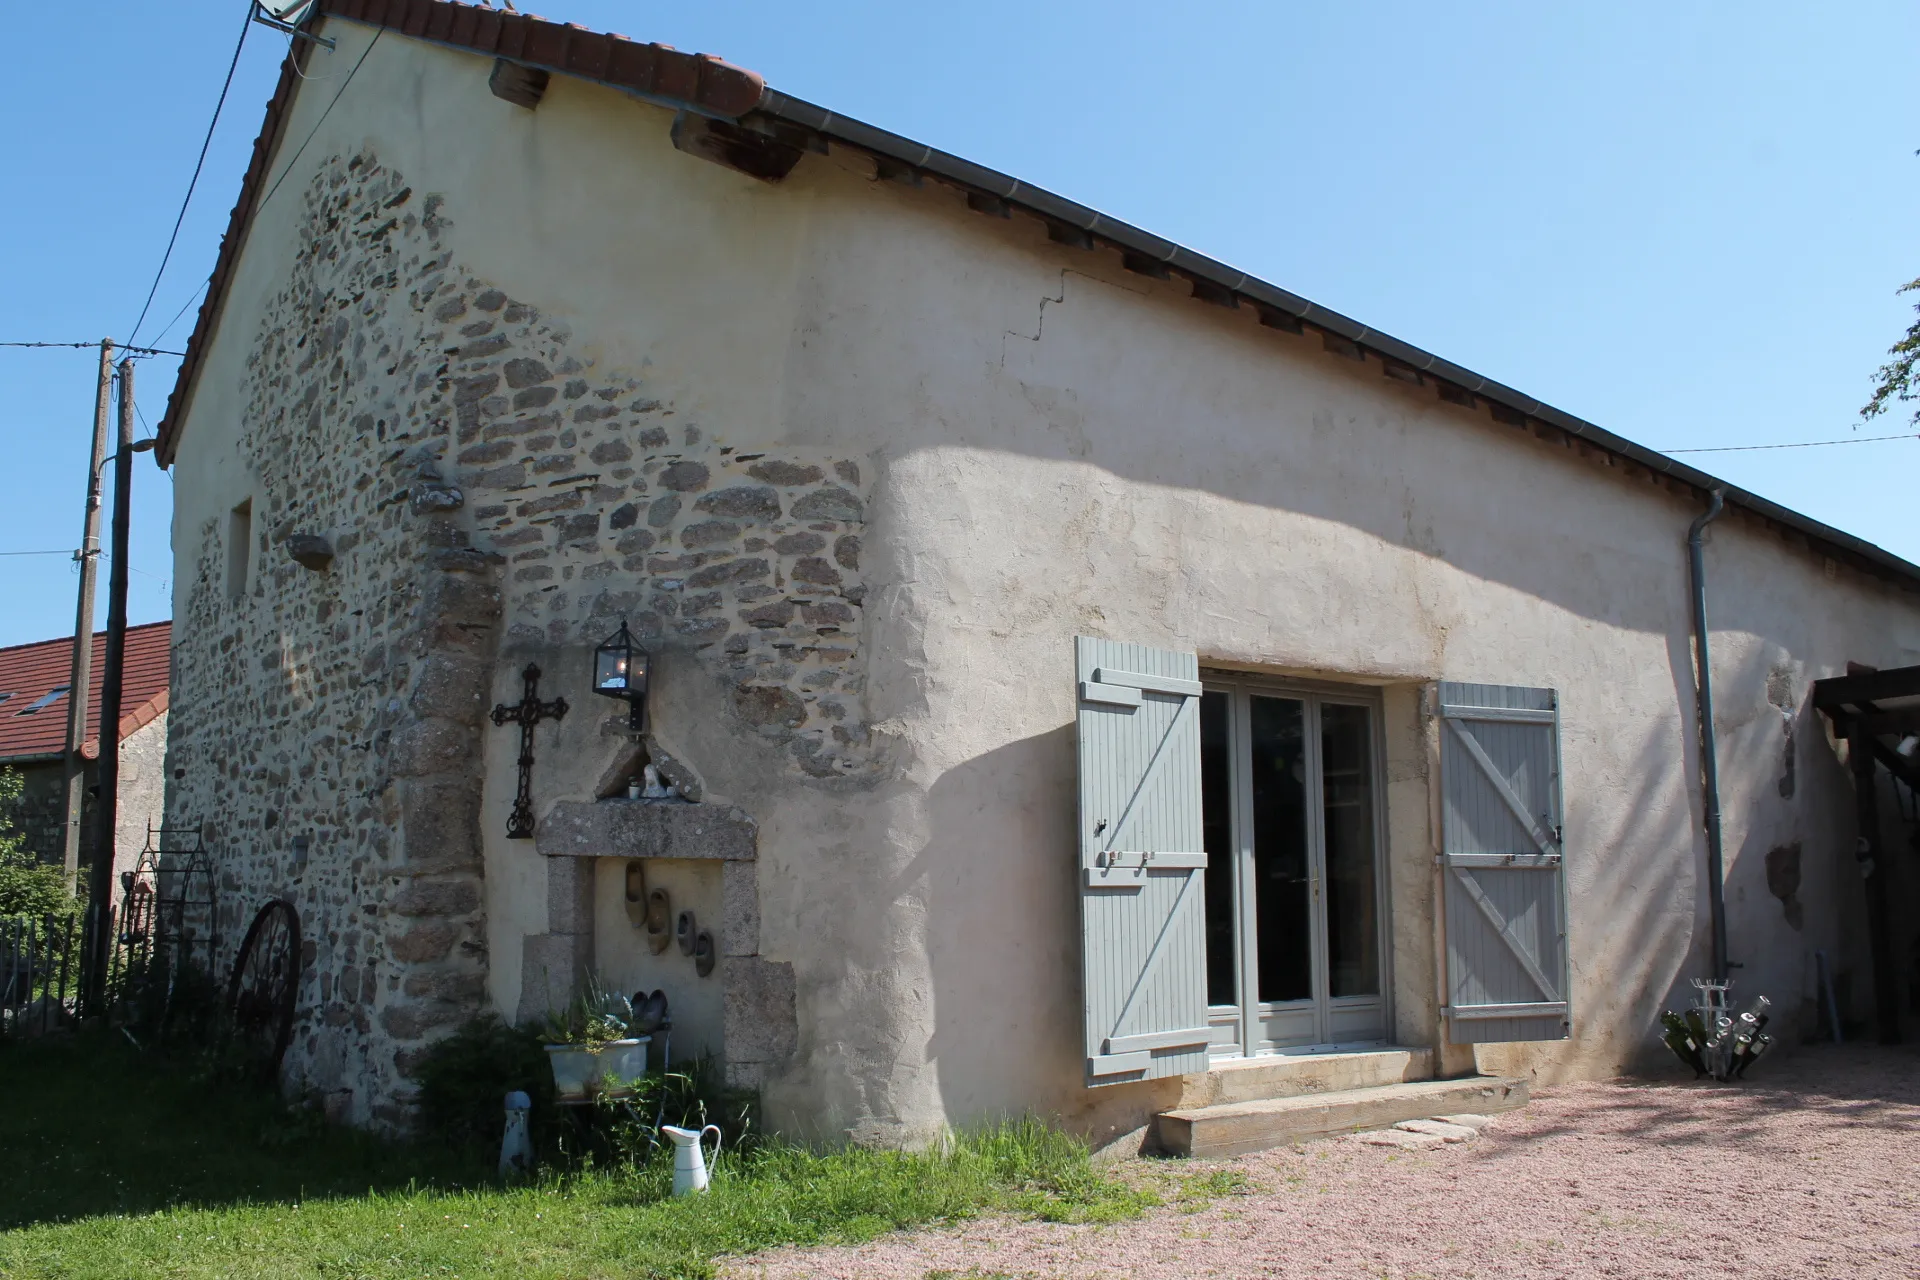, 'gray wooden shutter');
1438,682,1572,1043
1076,636,1210,1085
